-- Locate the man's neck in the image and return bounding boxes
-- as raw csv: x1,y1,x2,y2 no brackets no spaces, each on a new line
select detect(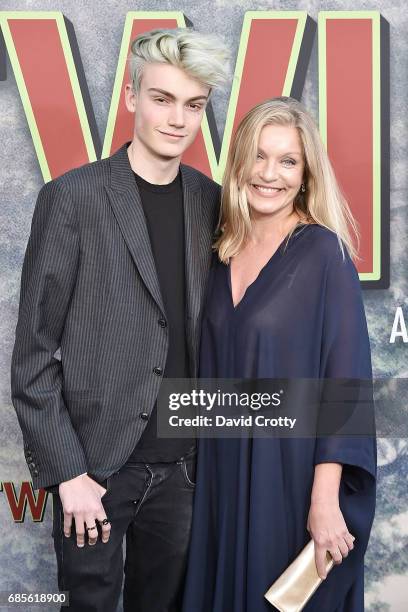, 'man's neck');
127,140,181,185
